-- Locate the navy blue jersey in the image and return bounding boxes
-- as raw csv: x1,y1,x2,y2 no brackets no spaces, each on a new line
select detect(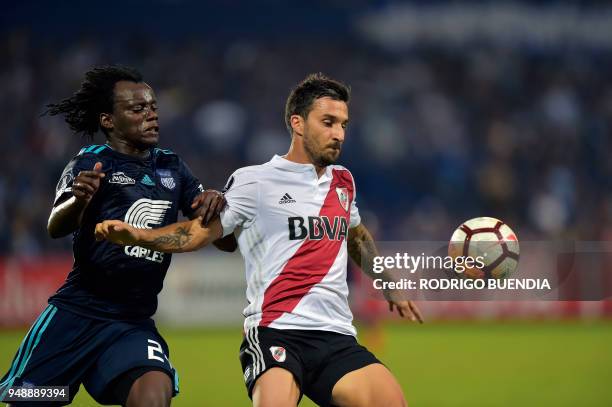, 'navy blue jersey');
48,144,203,320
